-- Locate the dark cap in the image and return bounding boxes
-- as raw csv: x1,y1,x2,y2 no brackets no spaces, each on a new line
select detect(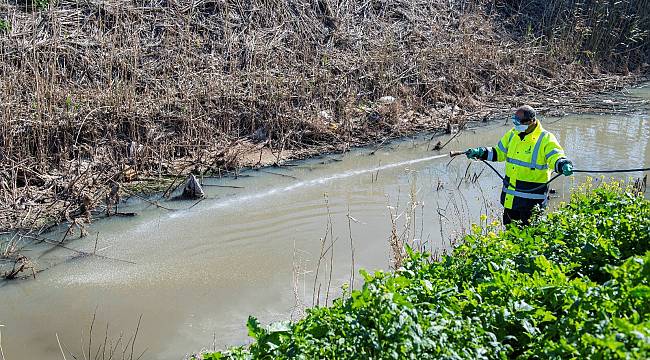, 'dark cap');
516,105,536,120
